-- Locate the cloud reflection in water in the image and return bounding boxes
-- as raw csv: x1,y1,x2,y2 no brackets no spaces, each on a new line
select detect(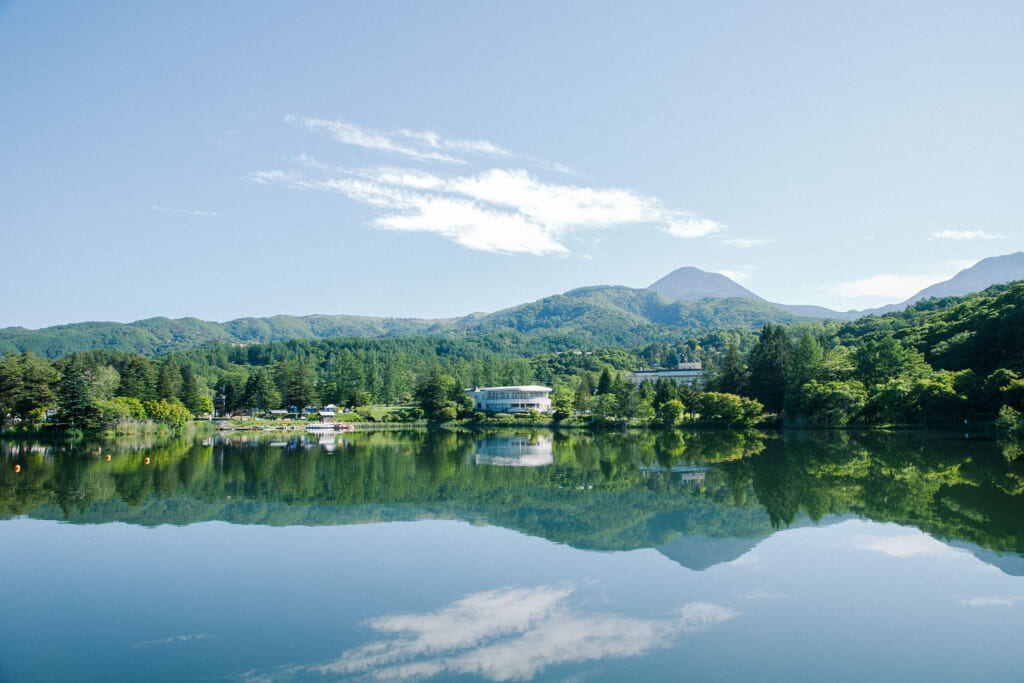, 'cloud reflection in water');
262,585,738,681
